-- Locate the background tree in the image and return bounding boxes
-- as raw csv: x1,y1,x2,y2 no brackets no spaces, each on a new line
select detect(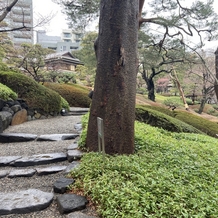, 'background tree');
73,31,97,86
58,0,218,154
8,43,53,82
